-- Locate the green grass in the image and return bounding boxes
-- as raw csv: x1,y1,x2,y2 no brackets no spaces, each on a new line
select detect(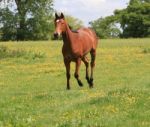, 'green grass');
0,39,150,127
